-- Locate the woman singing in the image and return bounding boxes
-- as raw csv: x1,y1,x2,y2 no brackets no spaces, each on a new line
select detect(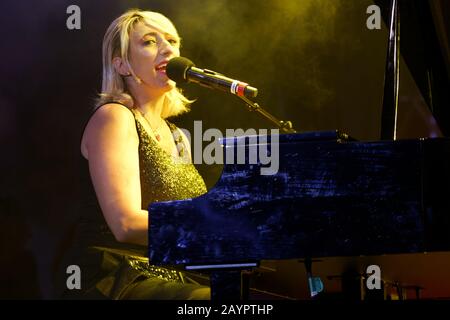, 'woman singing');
58,8,210,300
